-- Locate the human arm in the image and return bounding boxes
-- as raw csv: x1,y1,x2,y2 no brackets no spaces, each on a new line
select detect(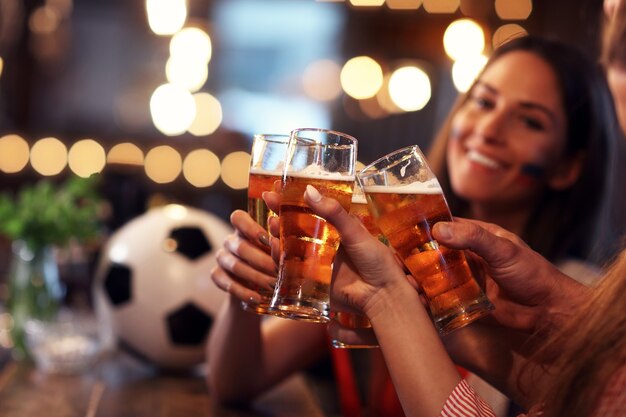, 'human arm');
206,210,328,404
302,185,465,417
